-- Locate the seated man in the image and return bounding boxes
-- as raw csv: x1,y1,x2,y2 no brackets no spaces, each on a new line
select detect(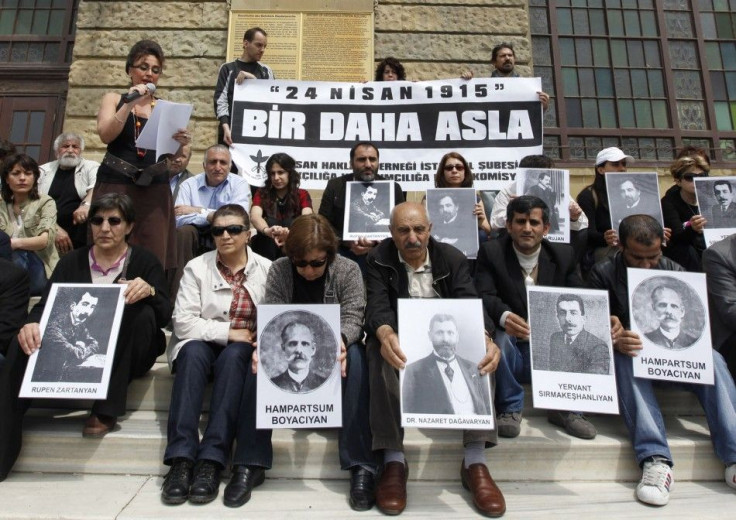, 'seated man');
39,132,99,254
475,195,597,440
174,144,251,274
589,214,736,506
703,233,736,377
365,202,504,517
166,145,194,304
